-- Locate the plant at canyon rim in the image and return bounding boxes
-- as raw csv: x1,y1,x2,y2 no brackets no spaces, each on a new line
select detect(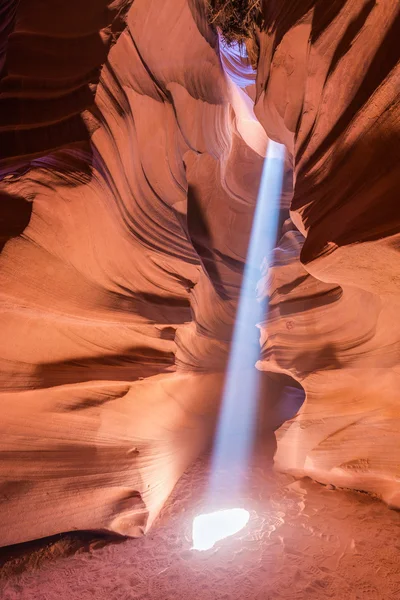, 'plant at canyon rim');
206,0,262,44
